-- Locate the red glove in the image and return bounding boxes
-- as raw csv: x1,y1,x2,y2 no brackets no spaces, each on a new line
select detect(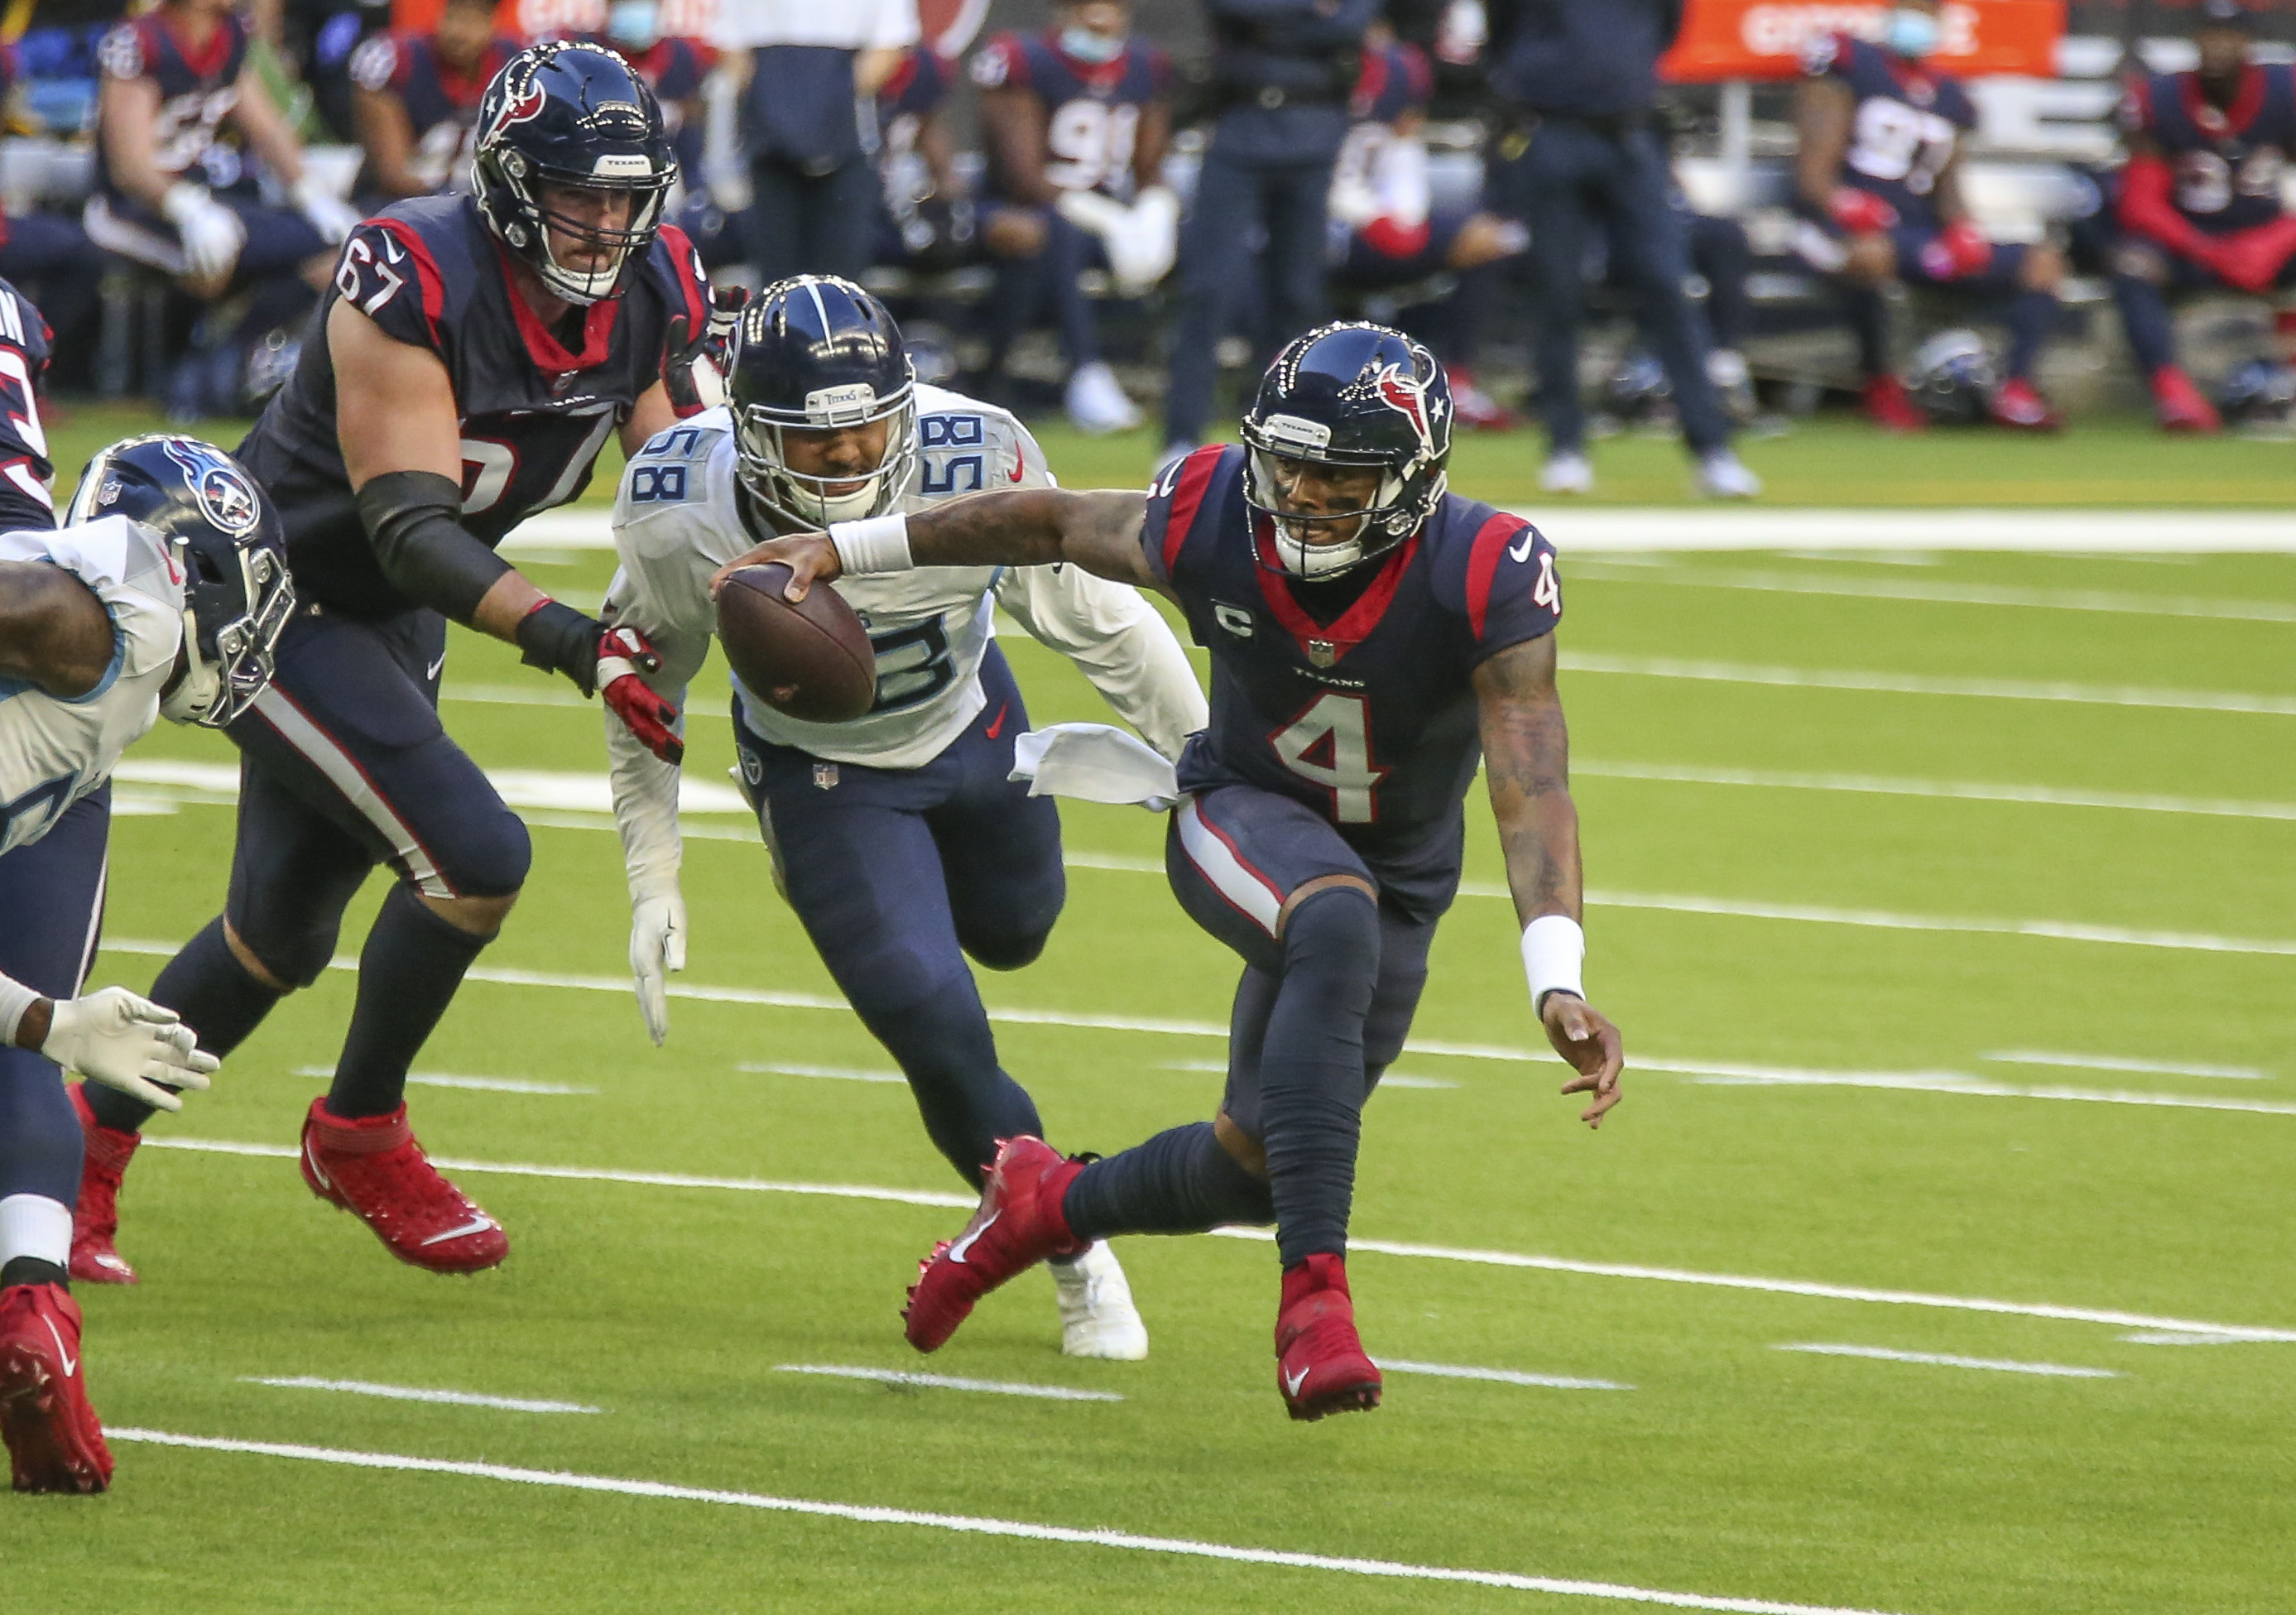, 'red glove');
598,625,684,765
2213,217,2296,293
1919,219,1995,280
1828,187,1898,236
1358,214,1433,259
